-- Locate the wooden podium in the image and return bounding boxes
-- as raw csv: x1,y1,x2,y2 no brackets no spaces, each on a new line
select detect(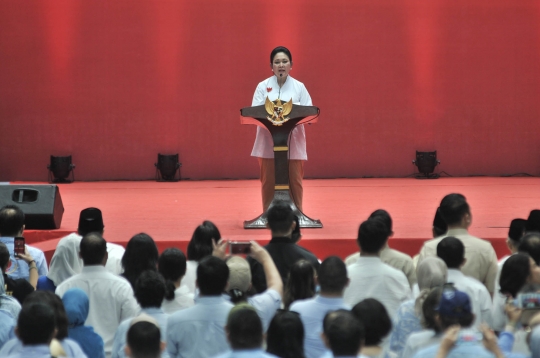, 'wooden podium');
241,102,322,229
